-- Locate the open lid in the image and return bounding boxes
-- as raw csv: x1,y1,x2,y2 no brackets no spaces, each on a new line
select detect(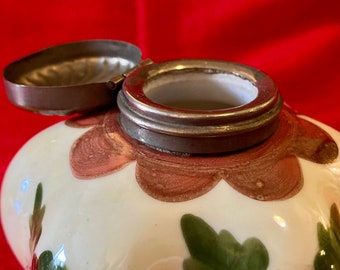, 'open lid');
3,40,149,115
